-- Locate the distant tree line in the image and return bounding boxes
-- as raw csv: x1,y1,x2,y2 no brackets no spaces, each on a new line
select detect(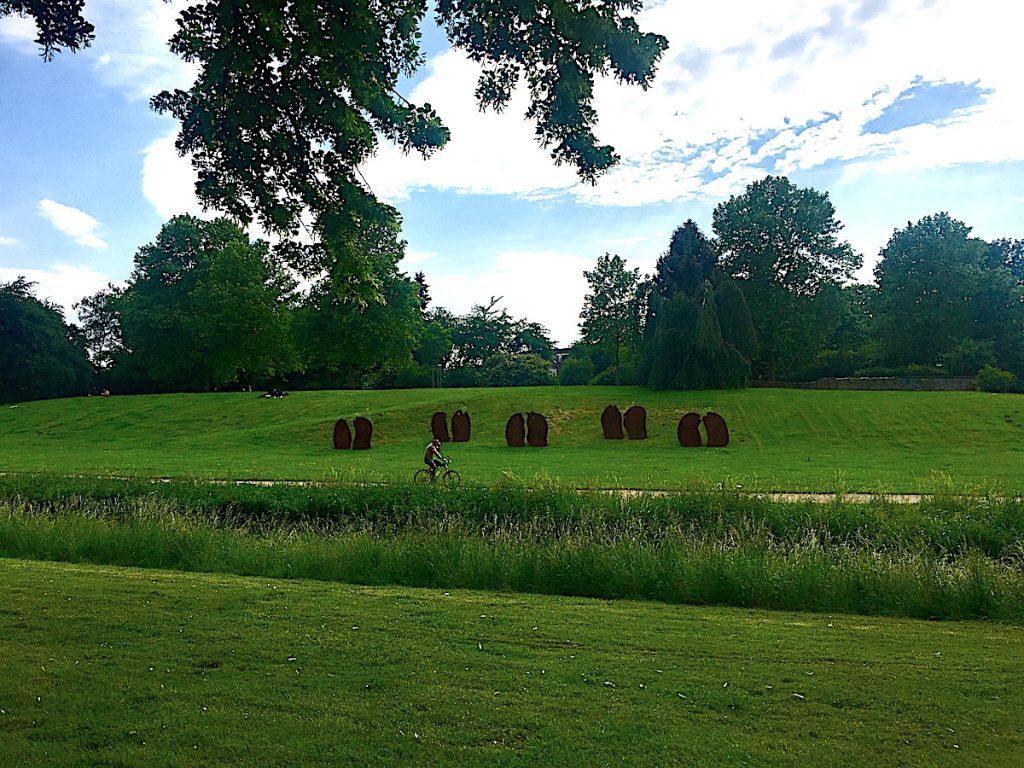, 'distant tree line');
566,175,1024,392
1,214,557,402
4,175,1023,403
